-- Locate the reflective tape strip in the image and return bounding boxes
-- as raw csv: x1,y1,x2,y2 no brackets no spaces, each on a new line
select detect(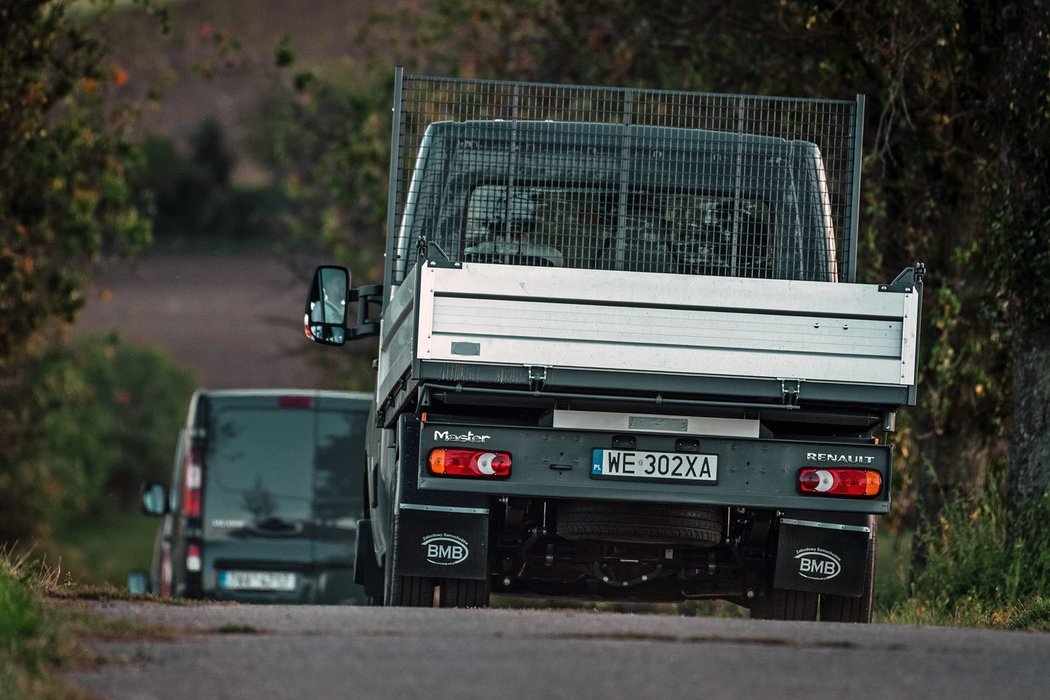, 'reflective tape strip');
780,517,871,534
399,503,489,515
